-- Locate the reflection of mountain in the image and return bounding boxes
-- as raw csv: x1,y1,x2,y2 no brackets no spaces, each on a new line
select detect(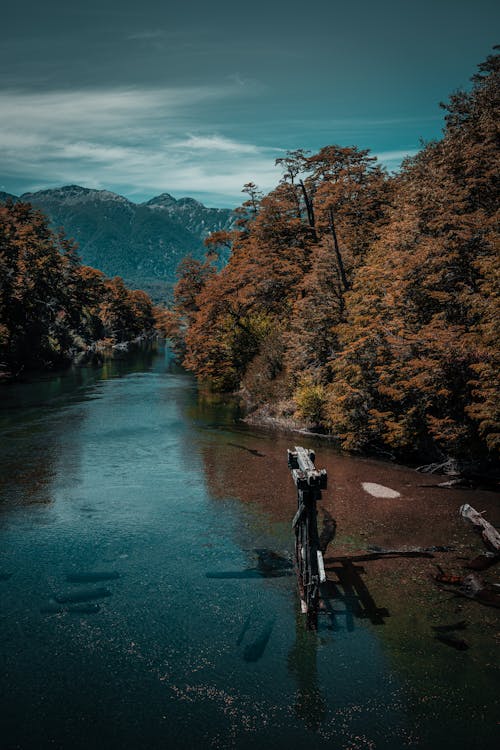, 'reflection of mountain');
1,186,234,302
